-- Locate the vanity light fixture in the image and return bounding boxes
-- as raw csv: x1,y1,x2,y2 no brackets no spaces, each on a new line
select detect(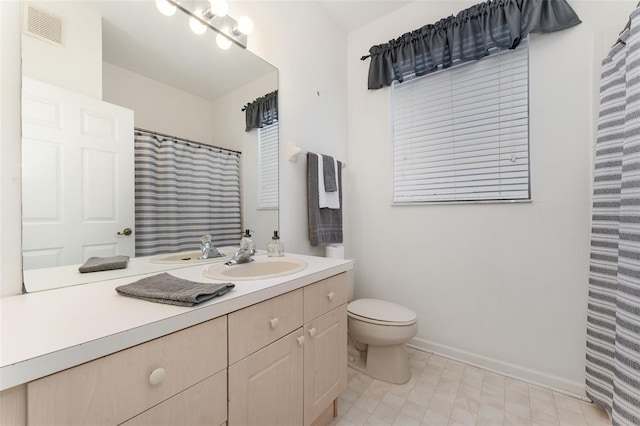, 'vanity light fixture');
189,15,207,35
155,0,177,17
208,0,229,18
216,33,232,50
234,16,254,36
162,0,251,48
